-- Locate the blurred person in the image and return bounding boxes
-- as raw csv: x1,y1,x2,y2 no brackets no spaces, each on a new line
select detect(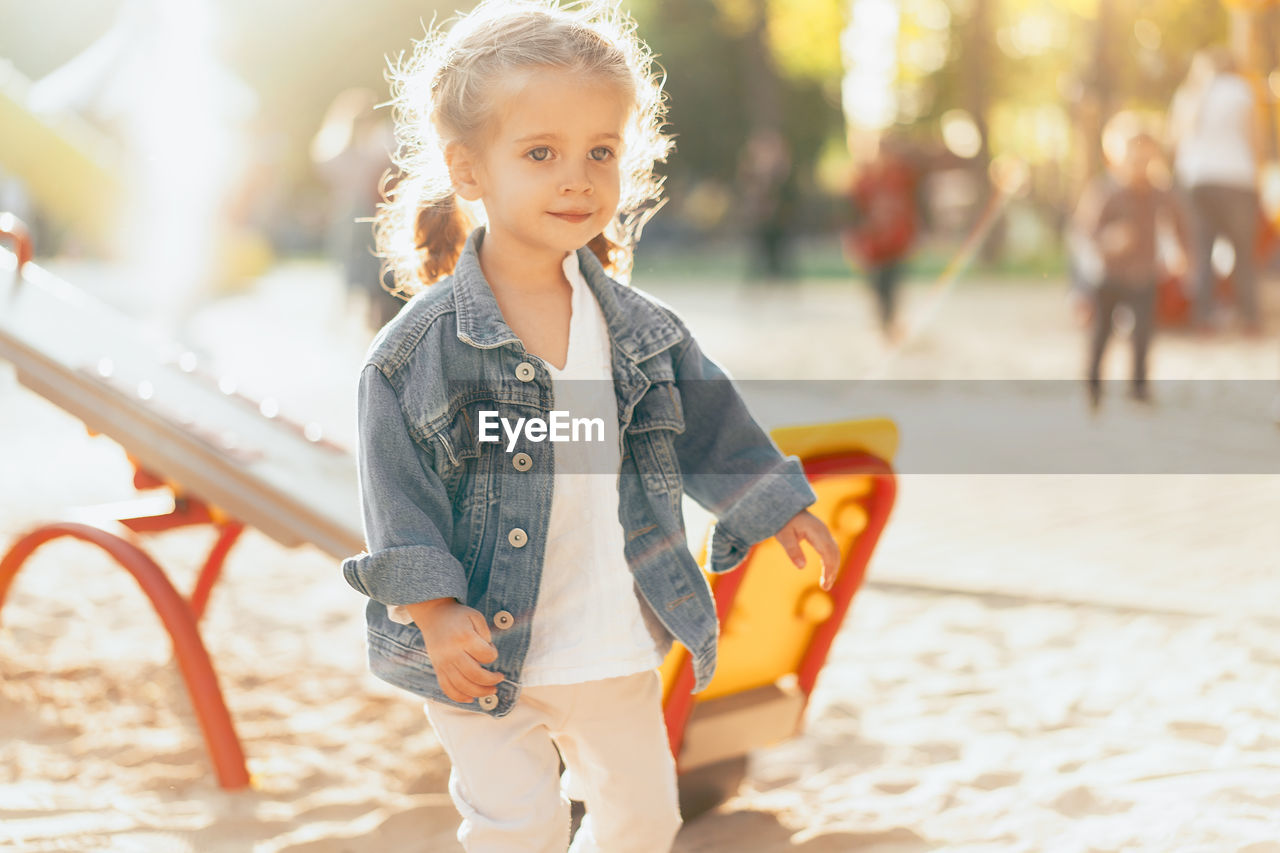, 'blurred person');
311,87,399,331
738,127,796,281
1168,47,1264,333
1075,121,1191,410
341,2,841,850
843,136,919,343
